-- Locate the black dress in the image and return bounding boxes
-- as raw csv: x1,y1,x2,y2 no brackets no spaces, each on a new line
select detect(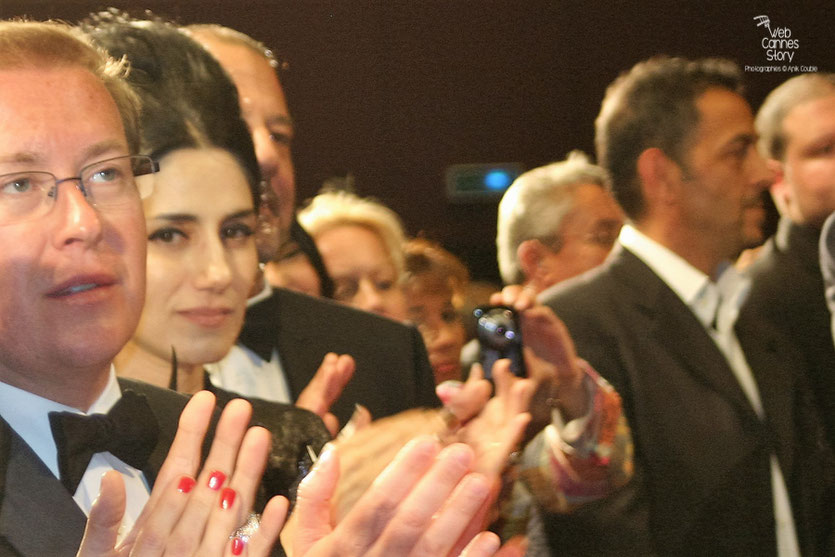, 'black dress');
203,372,331,506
